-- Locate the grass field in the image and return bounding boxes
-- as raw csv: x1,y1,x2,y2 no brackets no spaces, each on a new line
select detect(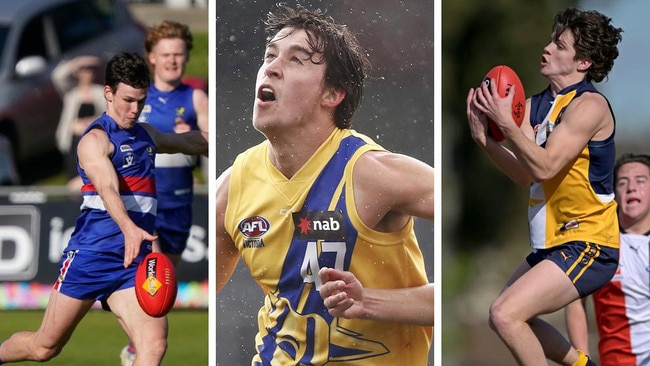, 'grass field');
187,32,208,80
0,309,207,365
